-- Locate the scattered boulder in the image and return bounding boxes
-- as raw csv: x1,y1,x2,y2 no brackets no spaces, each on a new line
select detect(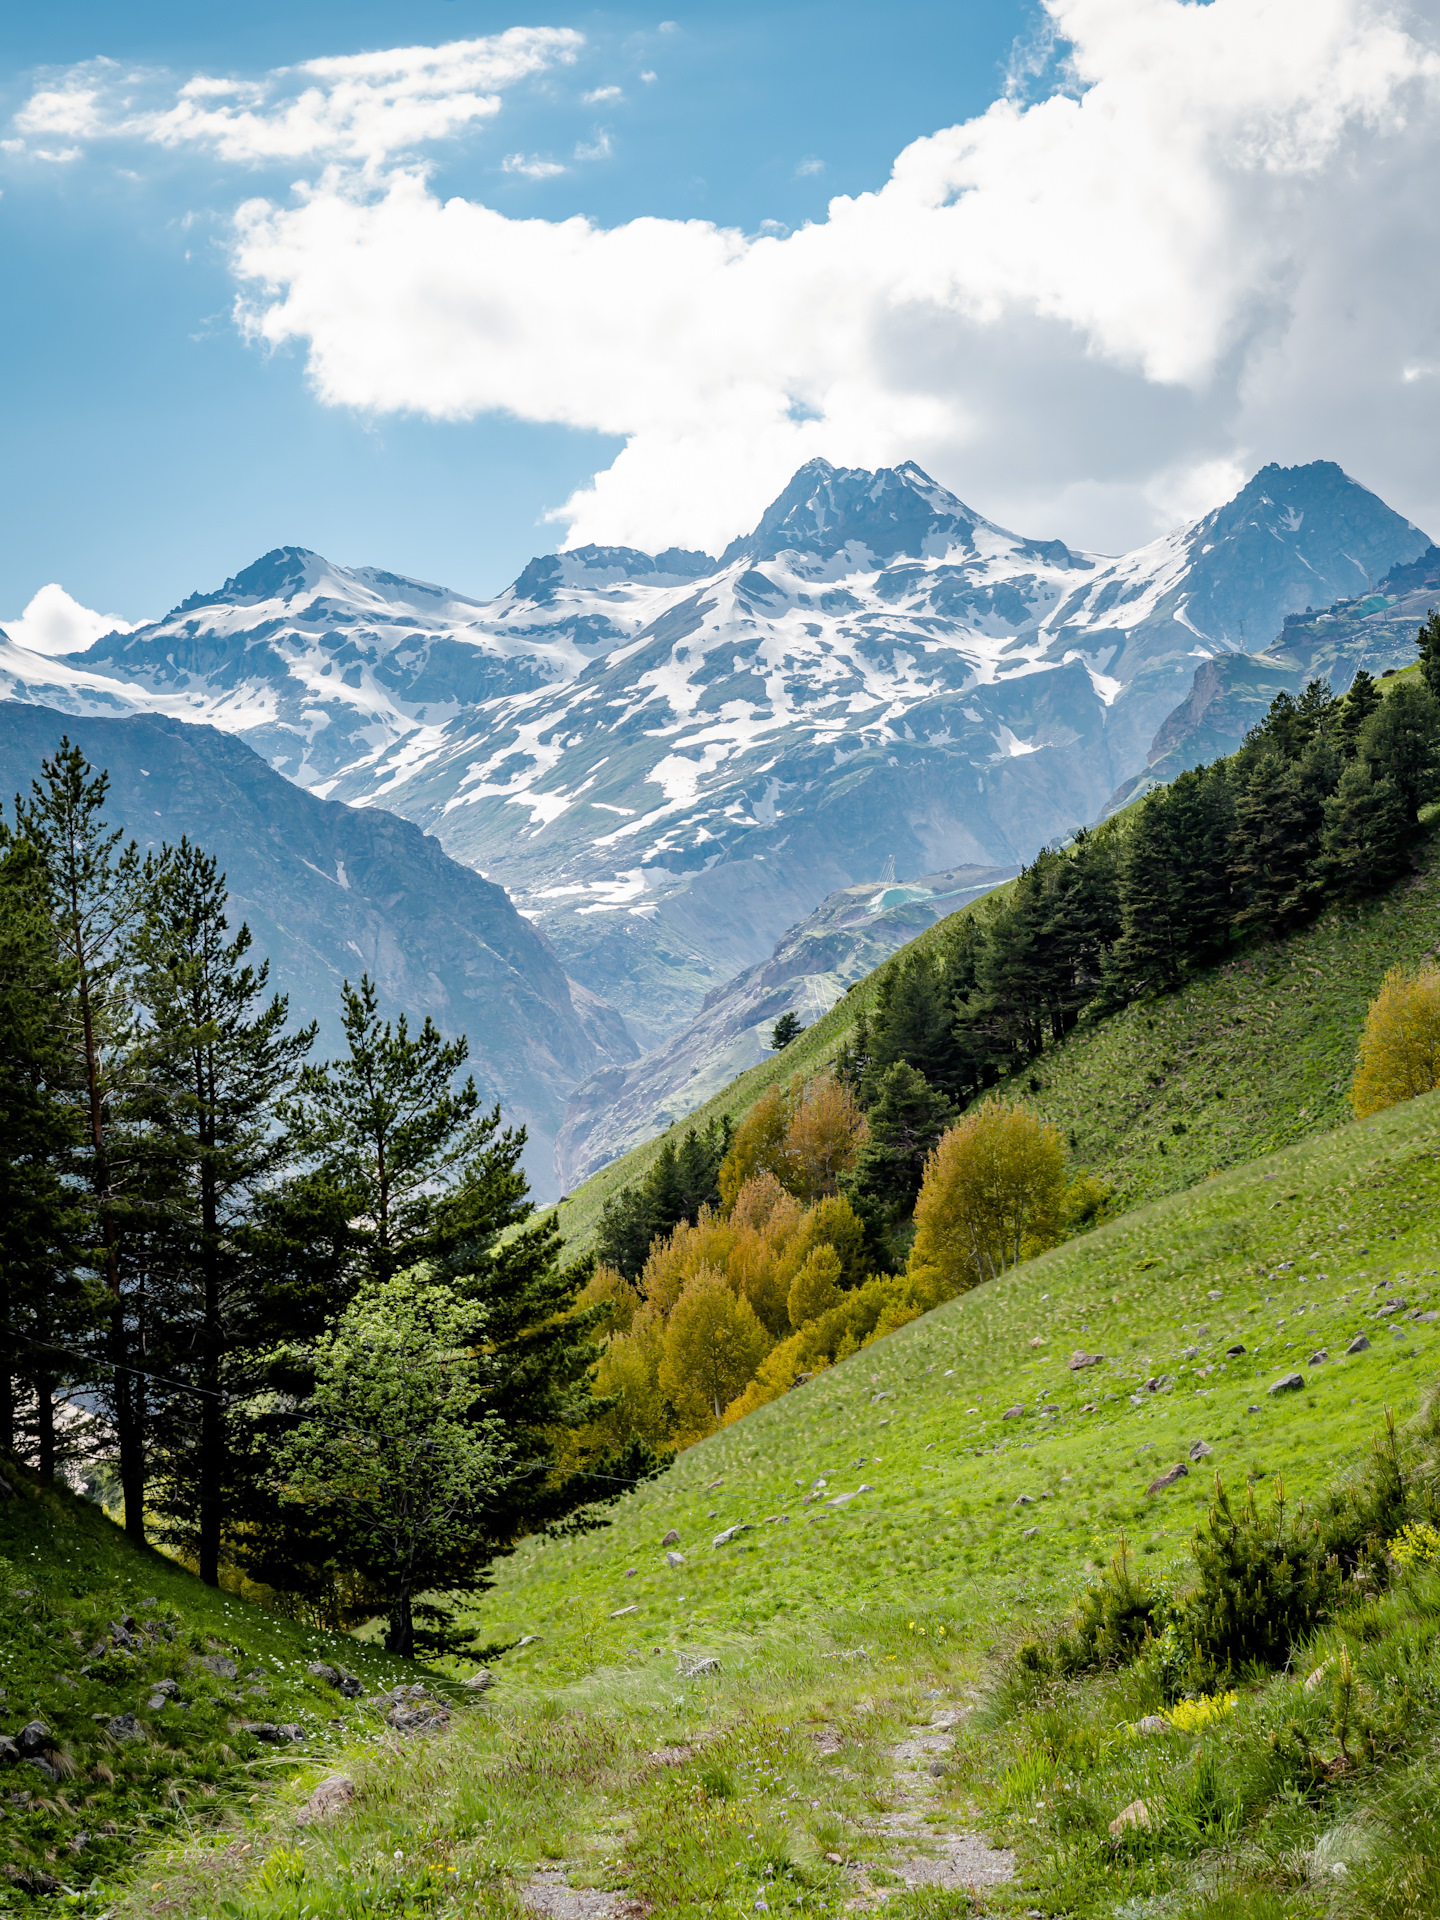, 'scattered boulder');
712,1524,753,1548
307,1661,363,1699
1188,1440,1213,1461
15,1723,50,1759
380,1685,450,1736
1418,1311,1439,1325
665,1551,685,1568
1181,1346,1200,1360
241,1722,306,1743
1309,1350,1329,1366
1146,1463,1189,1494
1346,1335,1371,1353
0,1736,17,1766
1110,1799,1151,1835
296,1775,355,1826
105,1715,142,1744
1225,1344,1246,1358
1068,1350,1103,1370
1013,1494,1034,1507
1269,1372,1305,1394
660,1529,680,1546
927,1758,948,1777
196,1653,238,1681
1001,1406,1024,1420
